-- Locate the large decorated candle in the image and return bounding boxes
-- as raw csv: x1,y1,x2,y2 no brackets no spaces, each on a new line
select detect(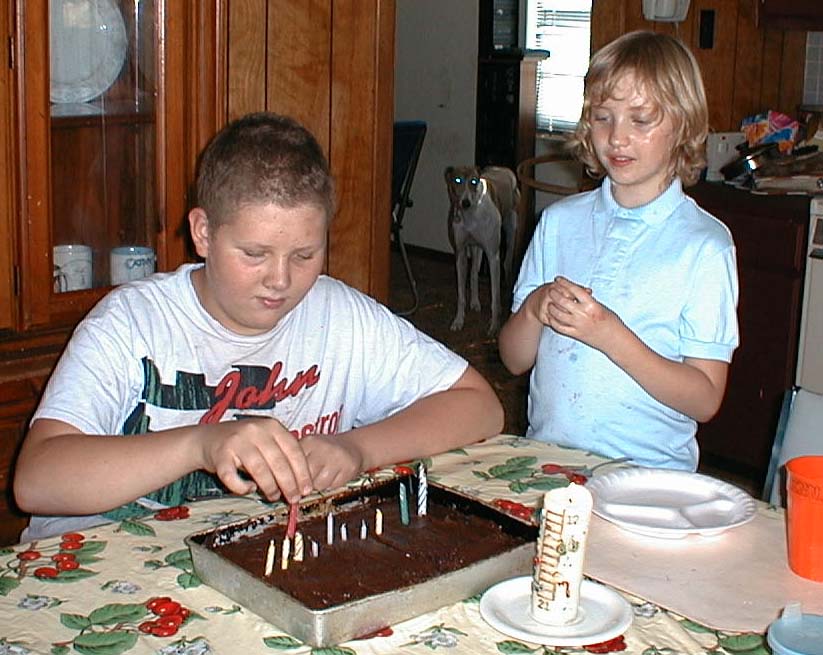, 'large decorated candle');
530,483,593,625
